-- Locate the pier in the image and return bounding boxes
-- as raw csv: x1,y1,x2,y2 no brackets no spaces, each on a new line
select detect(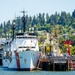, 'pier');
37,55,75,71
